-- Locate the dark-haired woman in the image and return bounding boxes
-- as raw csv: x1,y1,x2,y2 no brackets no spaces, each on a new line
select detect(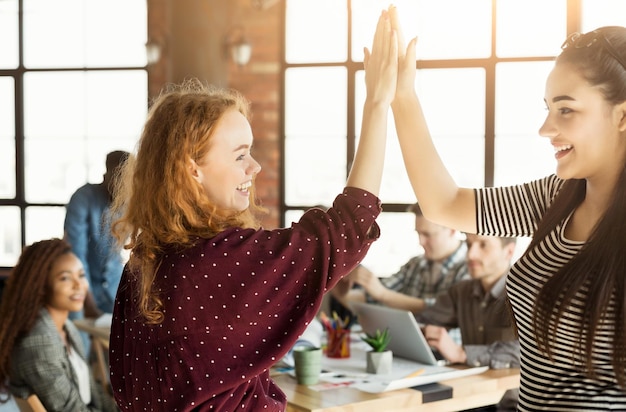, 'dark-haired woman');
0,238,117,411
389,7,626,411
